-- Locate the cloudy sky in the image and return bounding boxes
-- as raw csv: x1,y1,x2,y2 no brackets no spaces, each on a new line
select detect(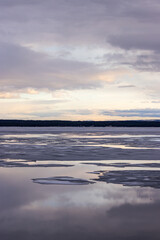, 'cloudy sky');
0,0,160,120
